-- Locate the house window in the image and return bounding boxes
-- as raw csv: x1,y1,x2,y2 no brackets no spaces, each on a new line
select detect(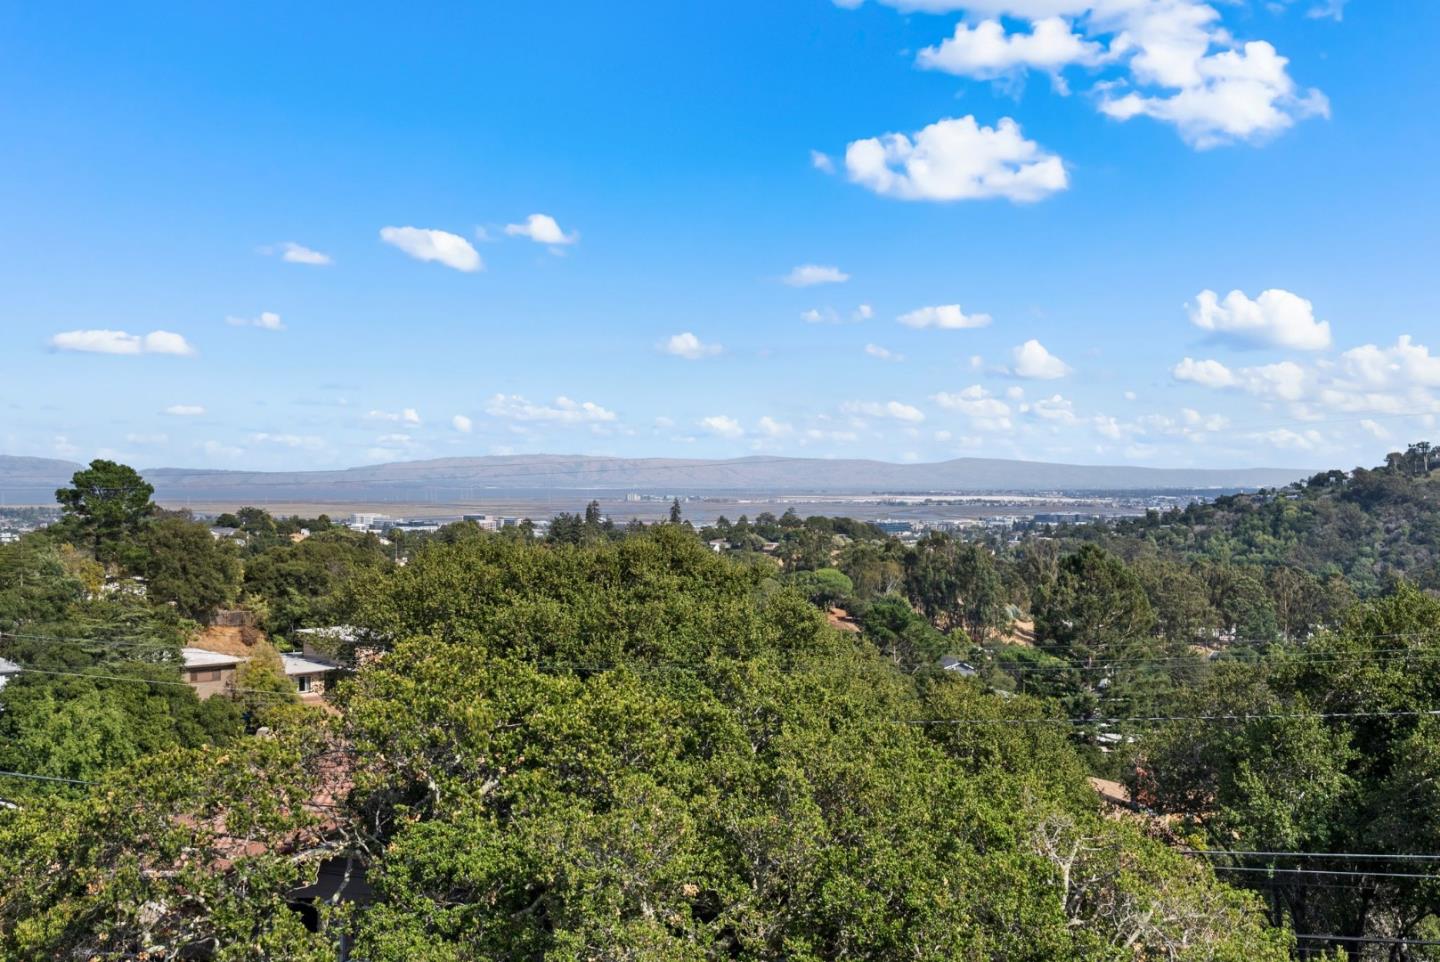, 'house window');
192,669,221,682
295,675,311,693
